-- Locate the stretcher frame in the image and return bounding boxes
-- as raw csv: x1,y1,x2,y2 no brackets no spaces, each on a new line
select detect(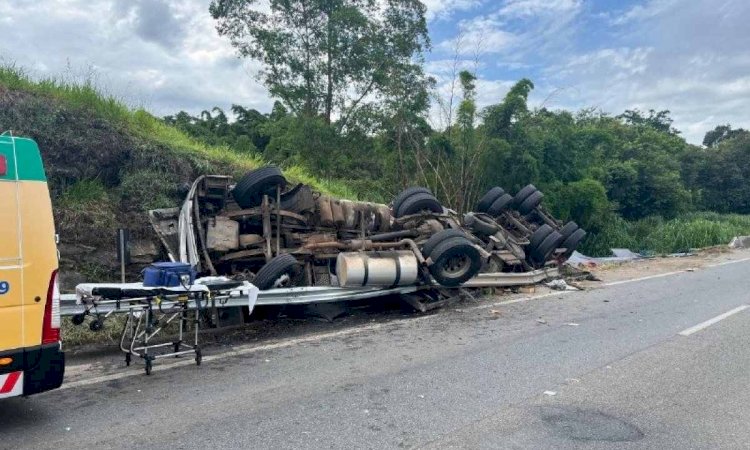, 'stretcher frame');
118,292,205,375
